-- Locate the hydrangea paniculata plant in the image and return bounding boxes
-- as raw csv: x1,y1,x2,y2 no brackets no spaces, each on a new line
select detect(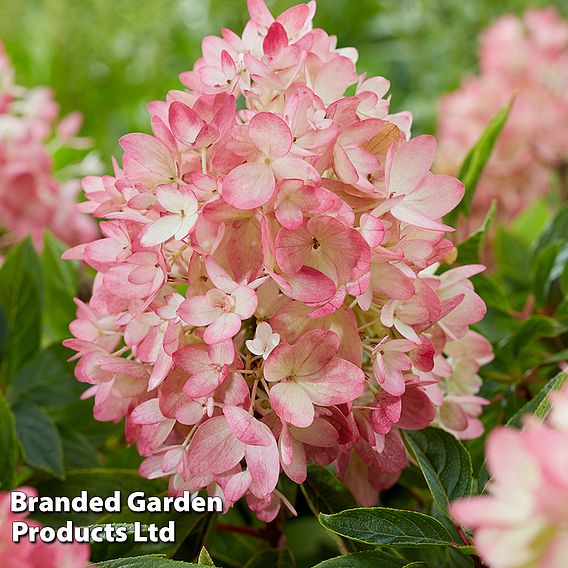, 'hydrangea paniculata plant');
0,42,98,249
436,8,568,236
64,0,491,518
452,388,568,568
